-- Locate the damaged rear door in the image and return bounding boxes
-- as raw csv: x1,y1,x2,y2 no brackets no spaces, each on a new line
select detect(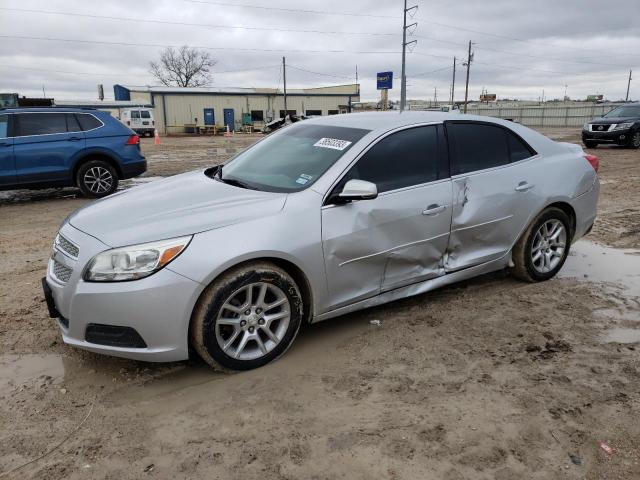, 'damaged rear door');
444,121,539,271
321,124,452,309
